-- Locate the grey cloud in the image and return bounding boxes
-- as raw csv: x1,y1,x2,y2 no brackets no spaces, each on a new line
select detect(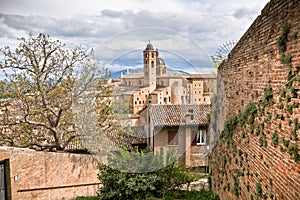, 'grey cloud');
0,5,262,73
101,9,130,18
233,7,258,18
